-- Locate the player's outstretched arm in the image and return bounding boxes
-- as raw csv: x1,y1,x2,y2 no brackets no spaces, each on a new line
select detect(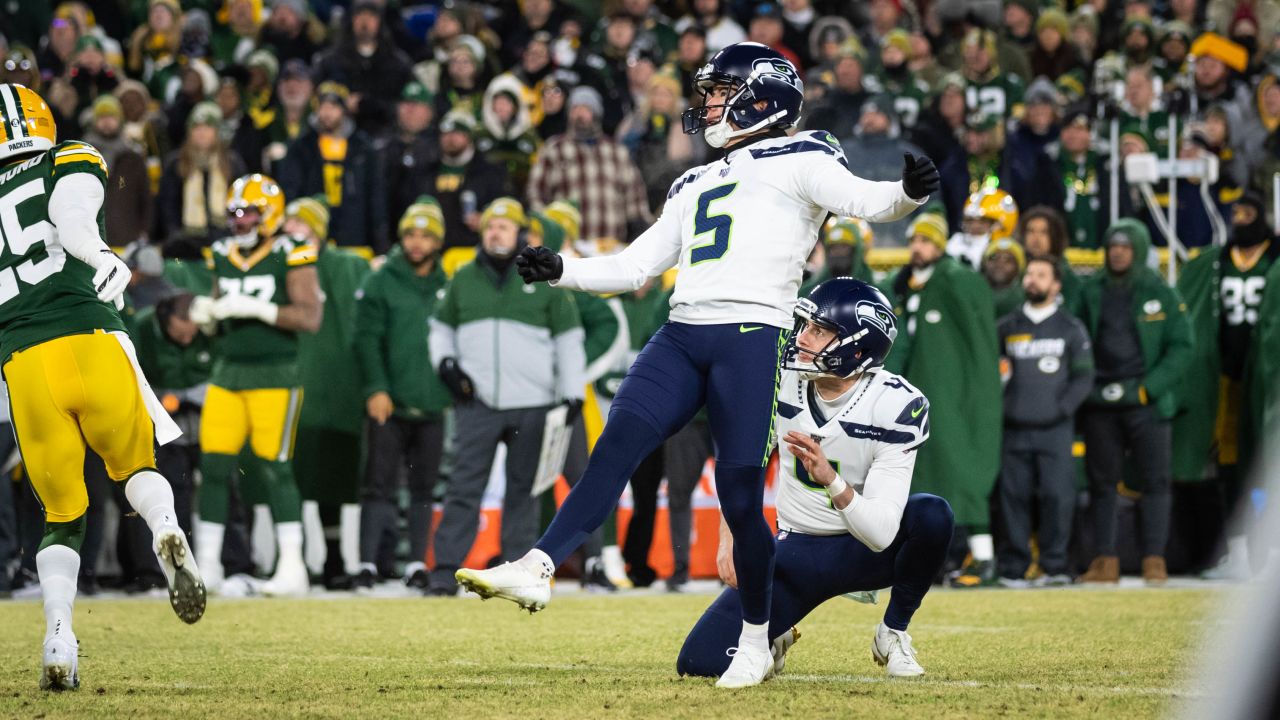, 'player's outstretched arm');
798,149,937,224
515,208,682,293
